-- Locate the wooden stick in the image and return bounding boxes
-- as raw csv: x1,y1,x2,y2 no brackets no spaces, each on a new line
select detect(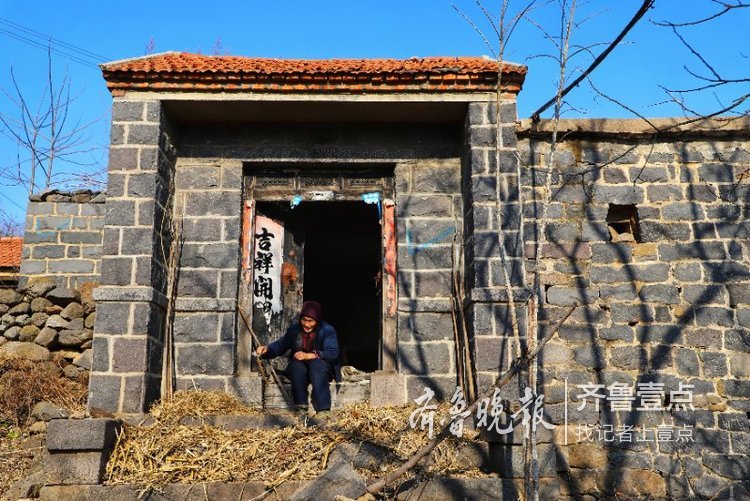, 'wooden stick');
237,308,293,405
365,304,577,495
